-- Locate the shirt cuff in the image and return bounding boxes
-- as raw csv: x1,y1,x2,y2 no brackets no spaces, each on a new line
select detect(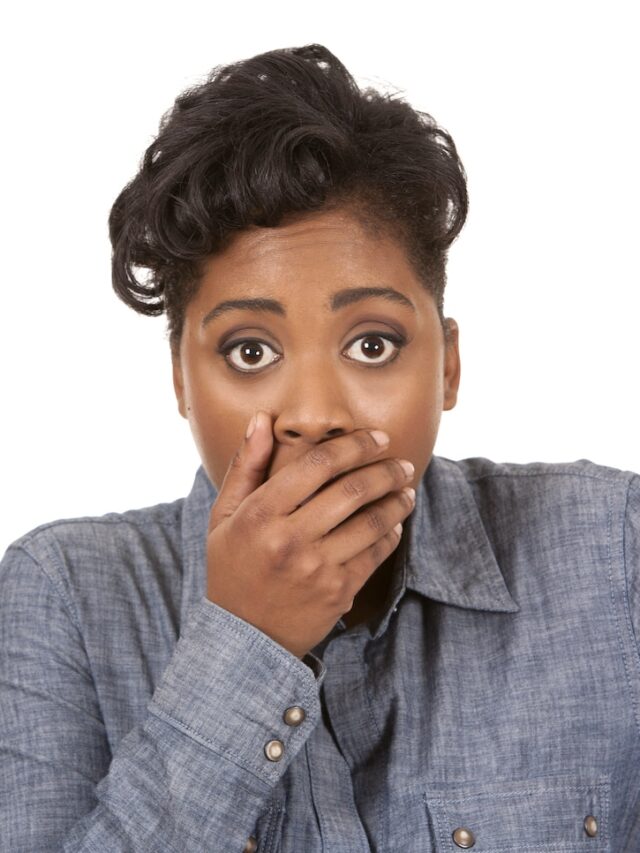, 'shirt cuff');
149,597,326,785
